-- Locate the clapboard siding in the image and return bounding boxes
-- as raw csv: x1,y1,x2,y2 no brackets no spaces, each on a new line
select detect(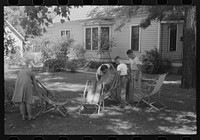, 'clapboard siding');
51,20,84,45
111,17,159,60
45,15,183,62
46,21,87,57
